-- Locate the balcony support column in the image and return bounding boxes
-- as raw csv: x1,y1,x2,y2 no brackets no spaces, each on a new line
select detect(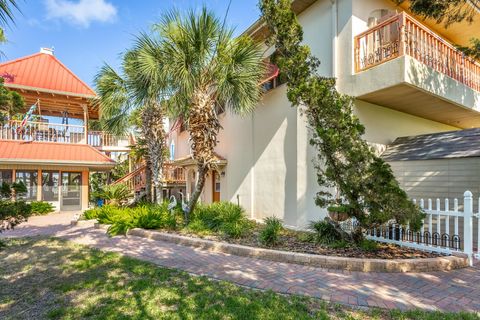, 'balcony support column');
37,169,42,201
82,104,88,144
